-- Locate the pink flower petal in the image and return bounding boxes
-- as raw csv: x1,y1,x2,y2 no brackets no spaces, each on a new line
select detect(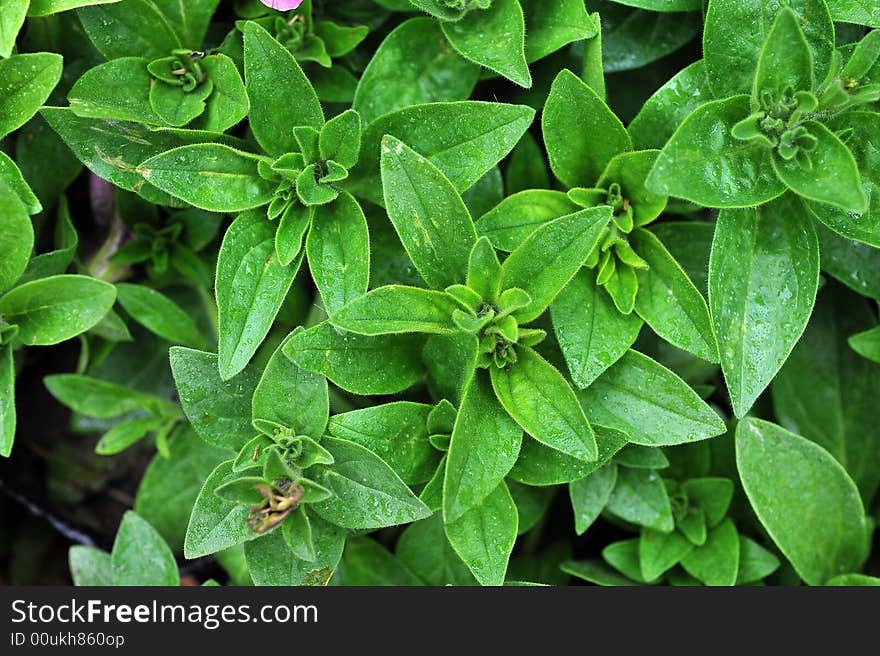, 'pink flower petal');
260,0,304,10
